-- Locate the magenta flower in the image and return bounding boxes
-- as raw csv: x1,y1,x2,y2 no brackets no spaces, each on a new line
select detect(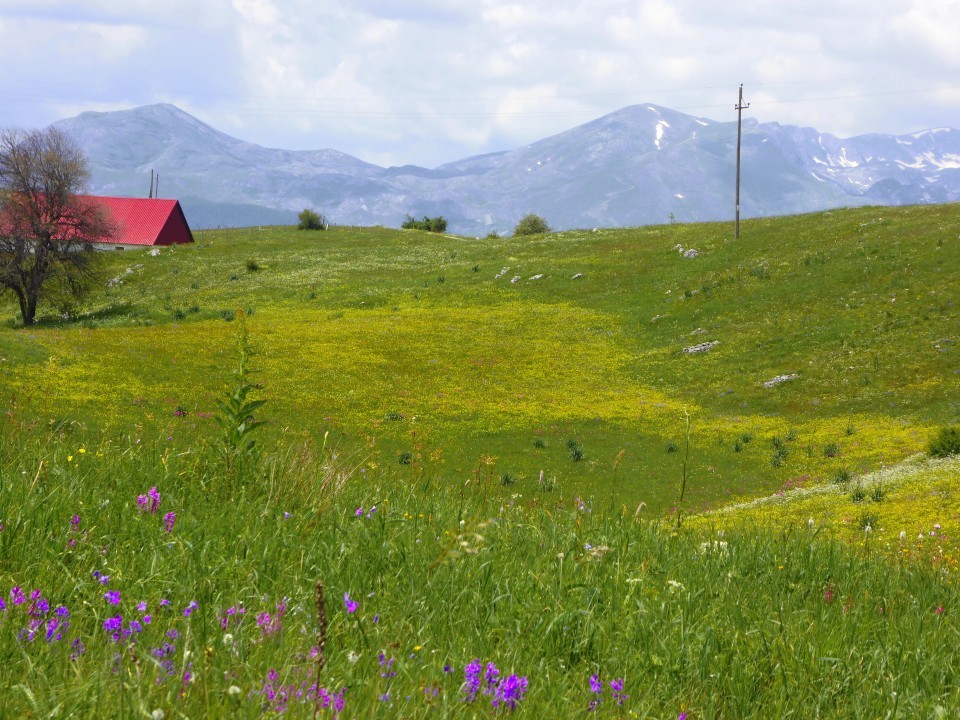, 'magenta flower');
184,600,198,617
163,512,176,533
344,593,358,614
137,487,161,514
11,586,26,605
104,590,121,605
